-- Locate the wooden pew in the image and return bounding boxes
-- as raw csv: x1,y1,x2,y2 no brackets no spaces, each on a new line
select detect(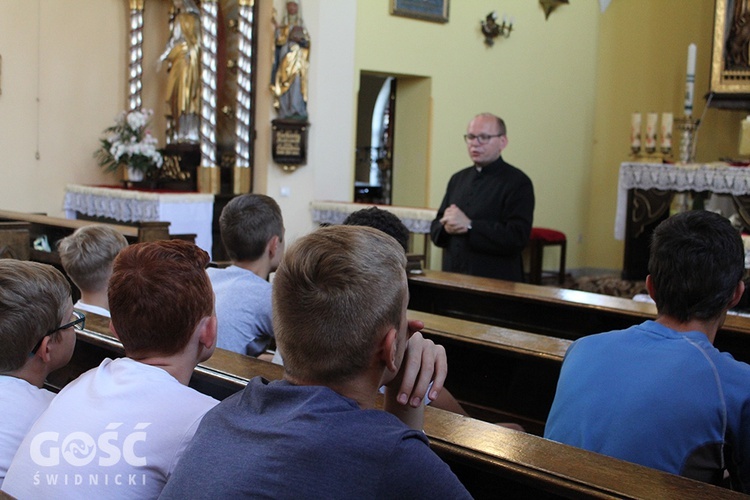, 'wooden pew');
0,209,171,244
408,269,750,364
0,209,171,267
414,310,568,435
57,311,565,436
0,221,31,260
52,315,745,499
